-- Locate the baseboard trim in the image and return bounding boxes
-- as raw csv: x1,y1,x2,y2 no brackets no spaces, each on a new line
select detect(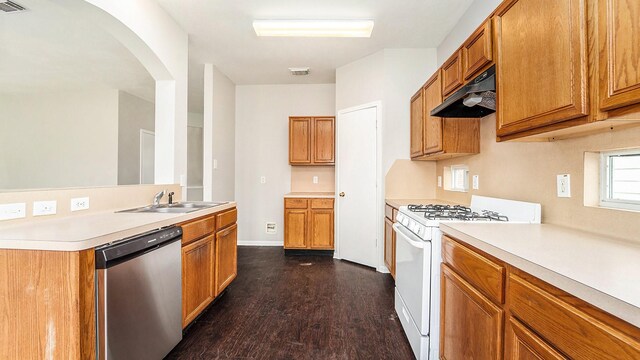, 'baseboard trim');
238,240,284,247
